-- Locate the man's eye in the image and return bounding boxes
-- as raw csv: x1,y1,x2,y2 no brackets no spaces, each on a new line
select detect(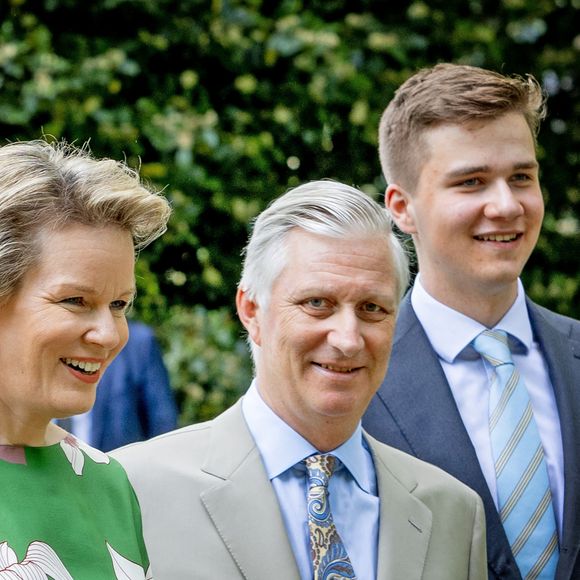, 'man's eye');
461,177,481,187
306,298,327,308
359,302,388,321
